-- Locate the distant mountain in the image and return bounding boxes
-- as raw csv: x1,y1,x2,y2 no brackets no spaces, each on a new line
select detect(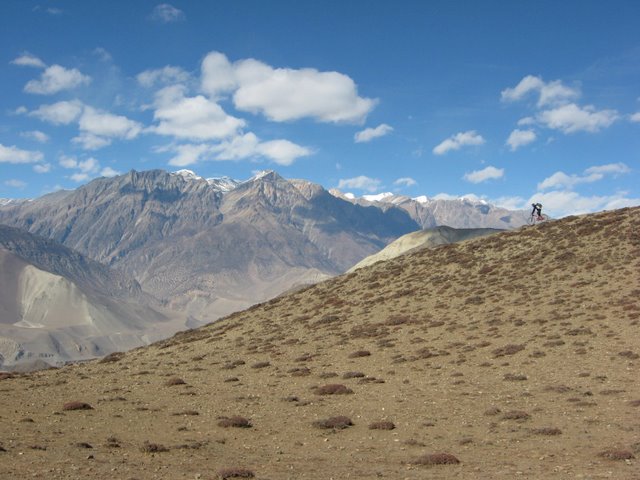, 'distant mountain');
348,225,502,272
330,190,528,229
0,169,419,321
0,225,191,370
